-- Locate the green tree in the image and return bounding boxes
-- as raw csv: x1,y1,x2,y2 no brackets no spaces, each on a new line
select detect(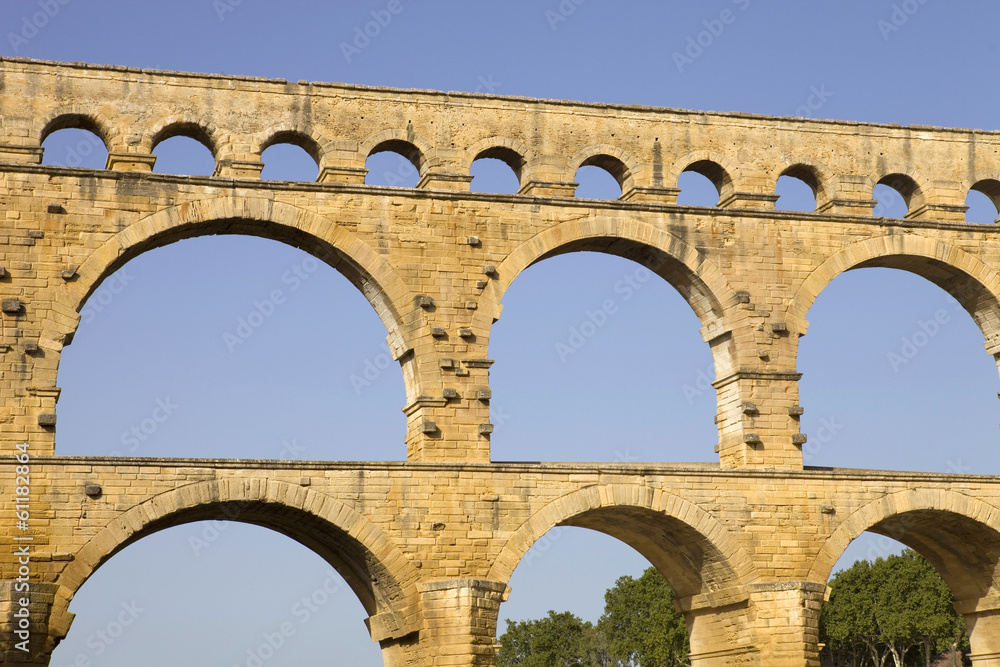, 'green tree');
820,550,969,667
598,567,689,667
497,610,609,667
